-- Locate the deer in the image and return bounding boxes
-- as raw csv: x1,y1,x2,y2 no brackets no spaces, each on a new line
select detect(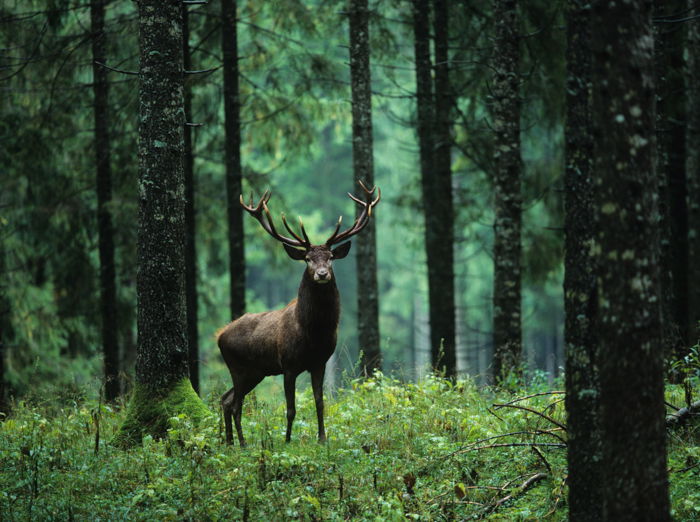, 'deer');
217,182,380,446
